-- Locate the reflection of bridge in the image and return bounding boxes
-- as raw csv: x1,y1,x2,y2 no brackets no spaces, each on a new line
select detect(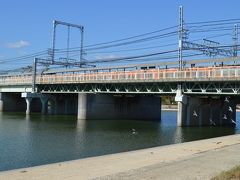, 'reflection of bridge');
0,57,239,127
